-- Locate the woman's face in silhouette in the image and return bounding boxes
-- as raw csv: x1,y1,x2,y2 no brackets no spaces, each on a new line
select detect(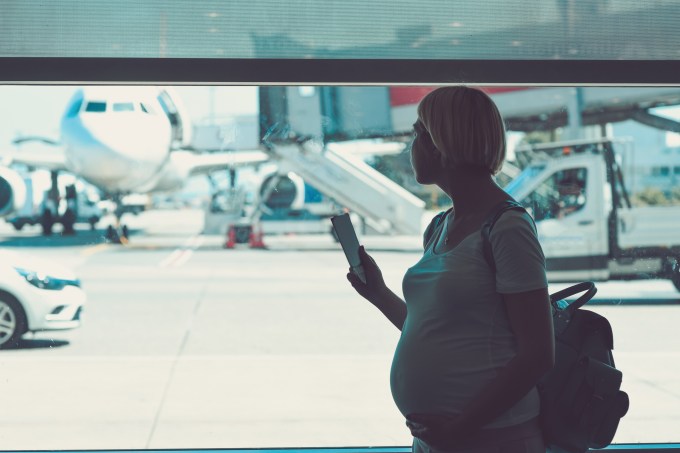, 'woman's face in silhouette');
410,119,440,185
